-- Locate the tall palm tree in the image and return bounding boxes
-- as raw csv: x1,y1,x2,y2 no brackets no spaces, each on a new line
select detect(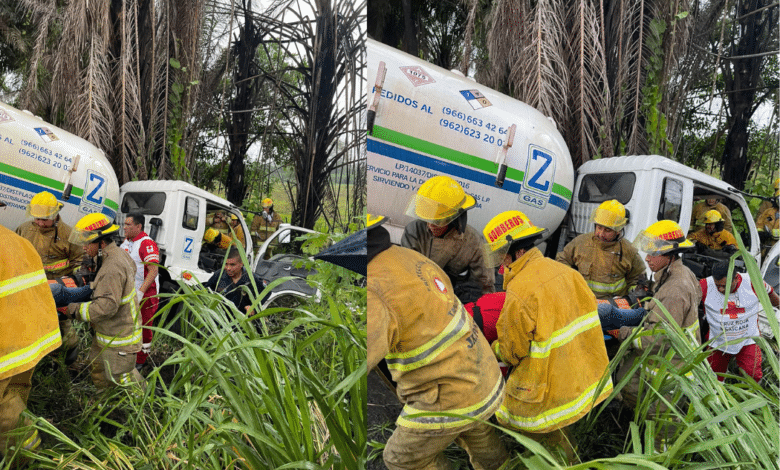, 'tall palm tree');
16,0,208,184
472,0,695,167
